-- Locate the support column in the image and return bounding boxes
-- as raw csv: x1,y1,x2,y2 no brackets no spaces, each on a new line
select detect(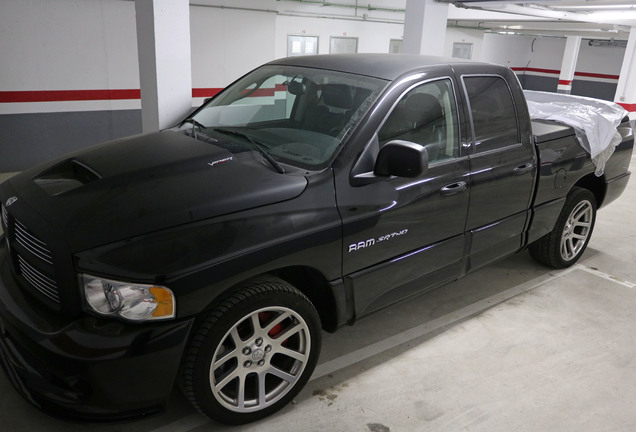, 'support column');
615,27,636,116
135,0,192,133
557,36,581,94
402,0,449,56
